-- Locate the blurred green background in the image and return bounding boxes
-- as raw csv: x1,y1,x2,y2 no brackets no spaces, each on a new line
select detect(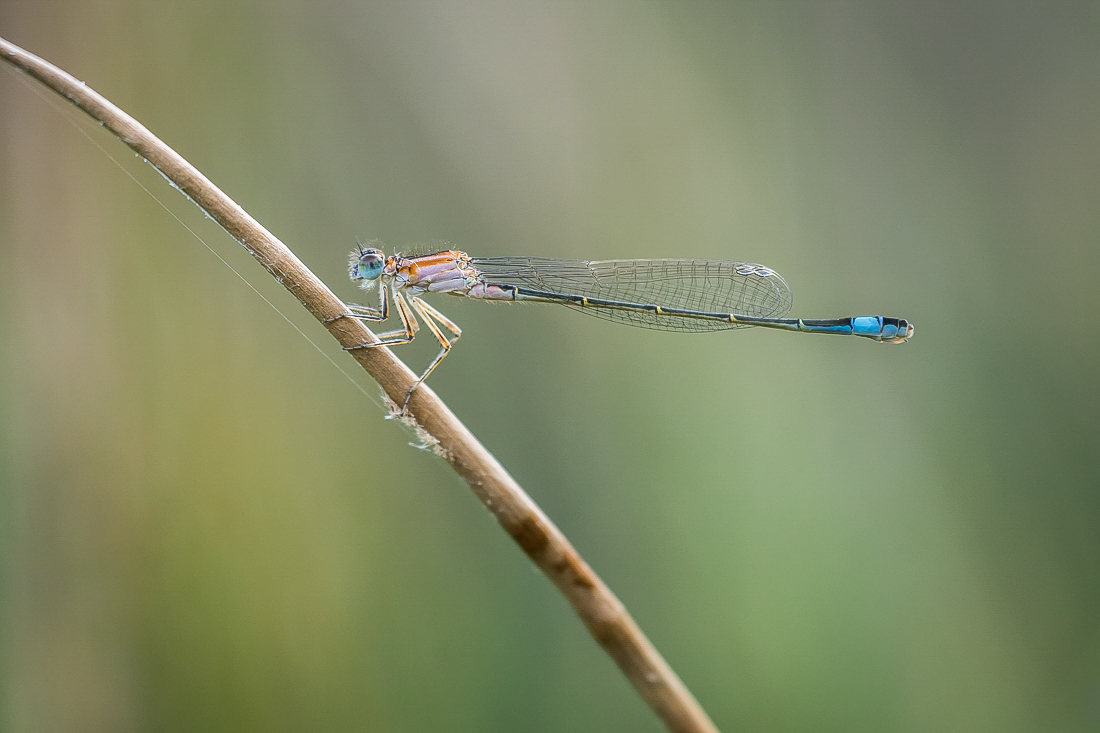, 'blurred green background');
2,1,1098,731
